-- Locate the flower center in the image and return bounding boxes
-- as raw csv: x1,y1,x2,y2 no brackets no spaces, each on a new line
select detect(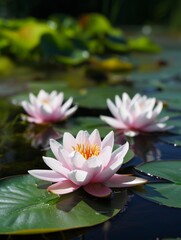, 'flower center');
41,98,50,104
72,143,100,159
